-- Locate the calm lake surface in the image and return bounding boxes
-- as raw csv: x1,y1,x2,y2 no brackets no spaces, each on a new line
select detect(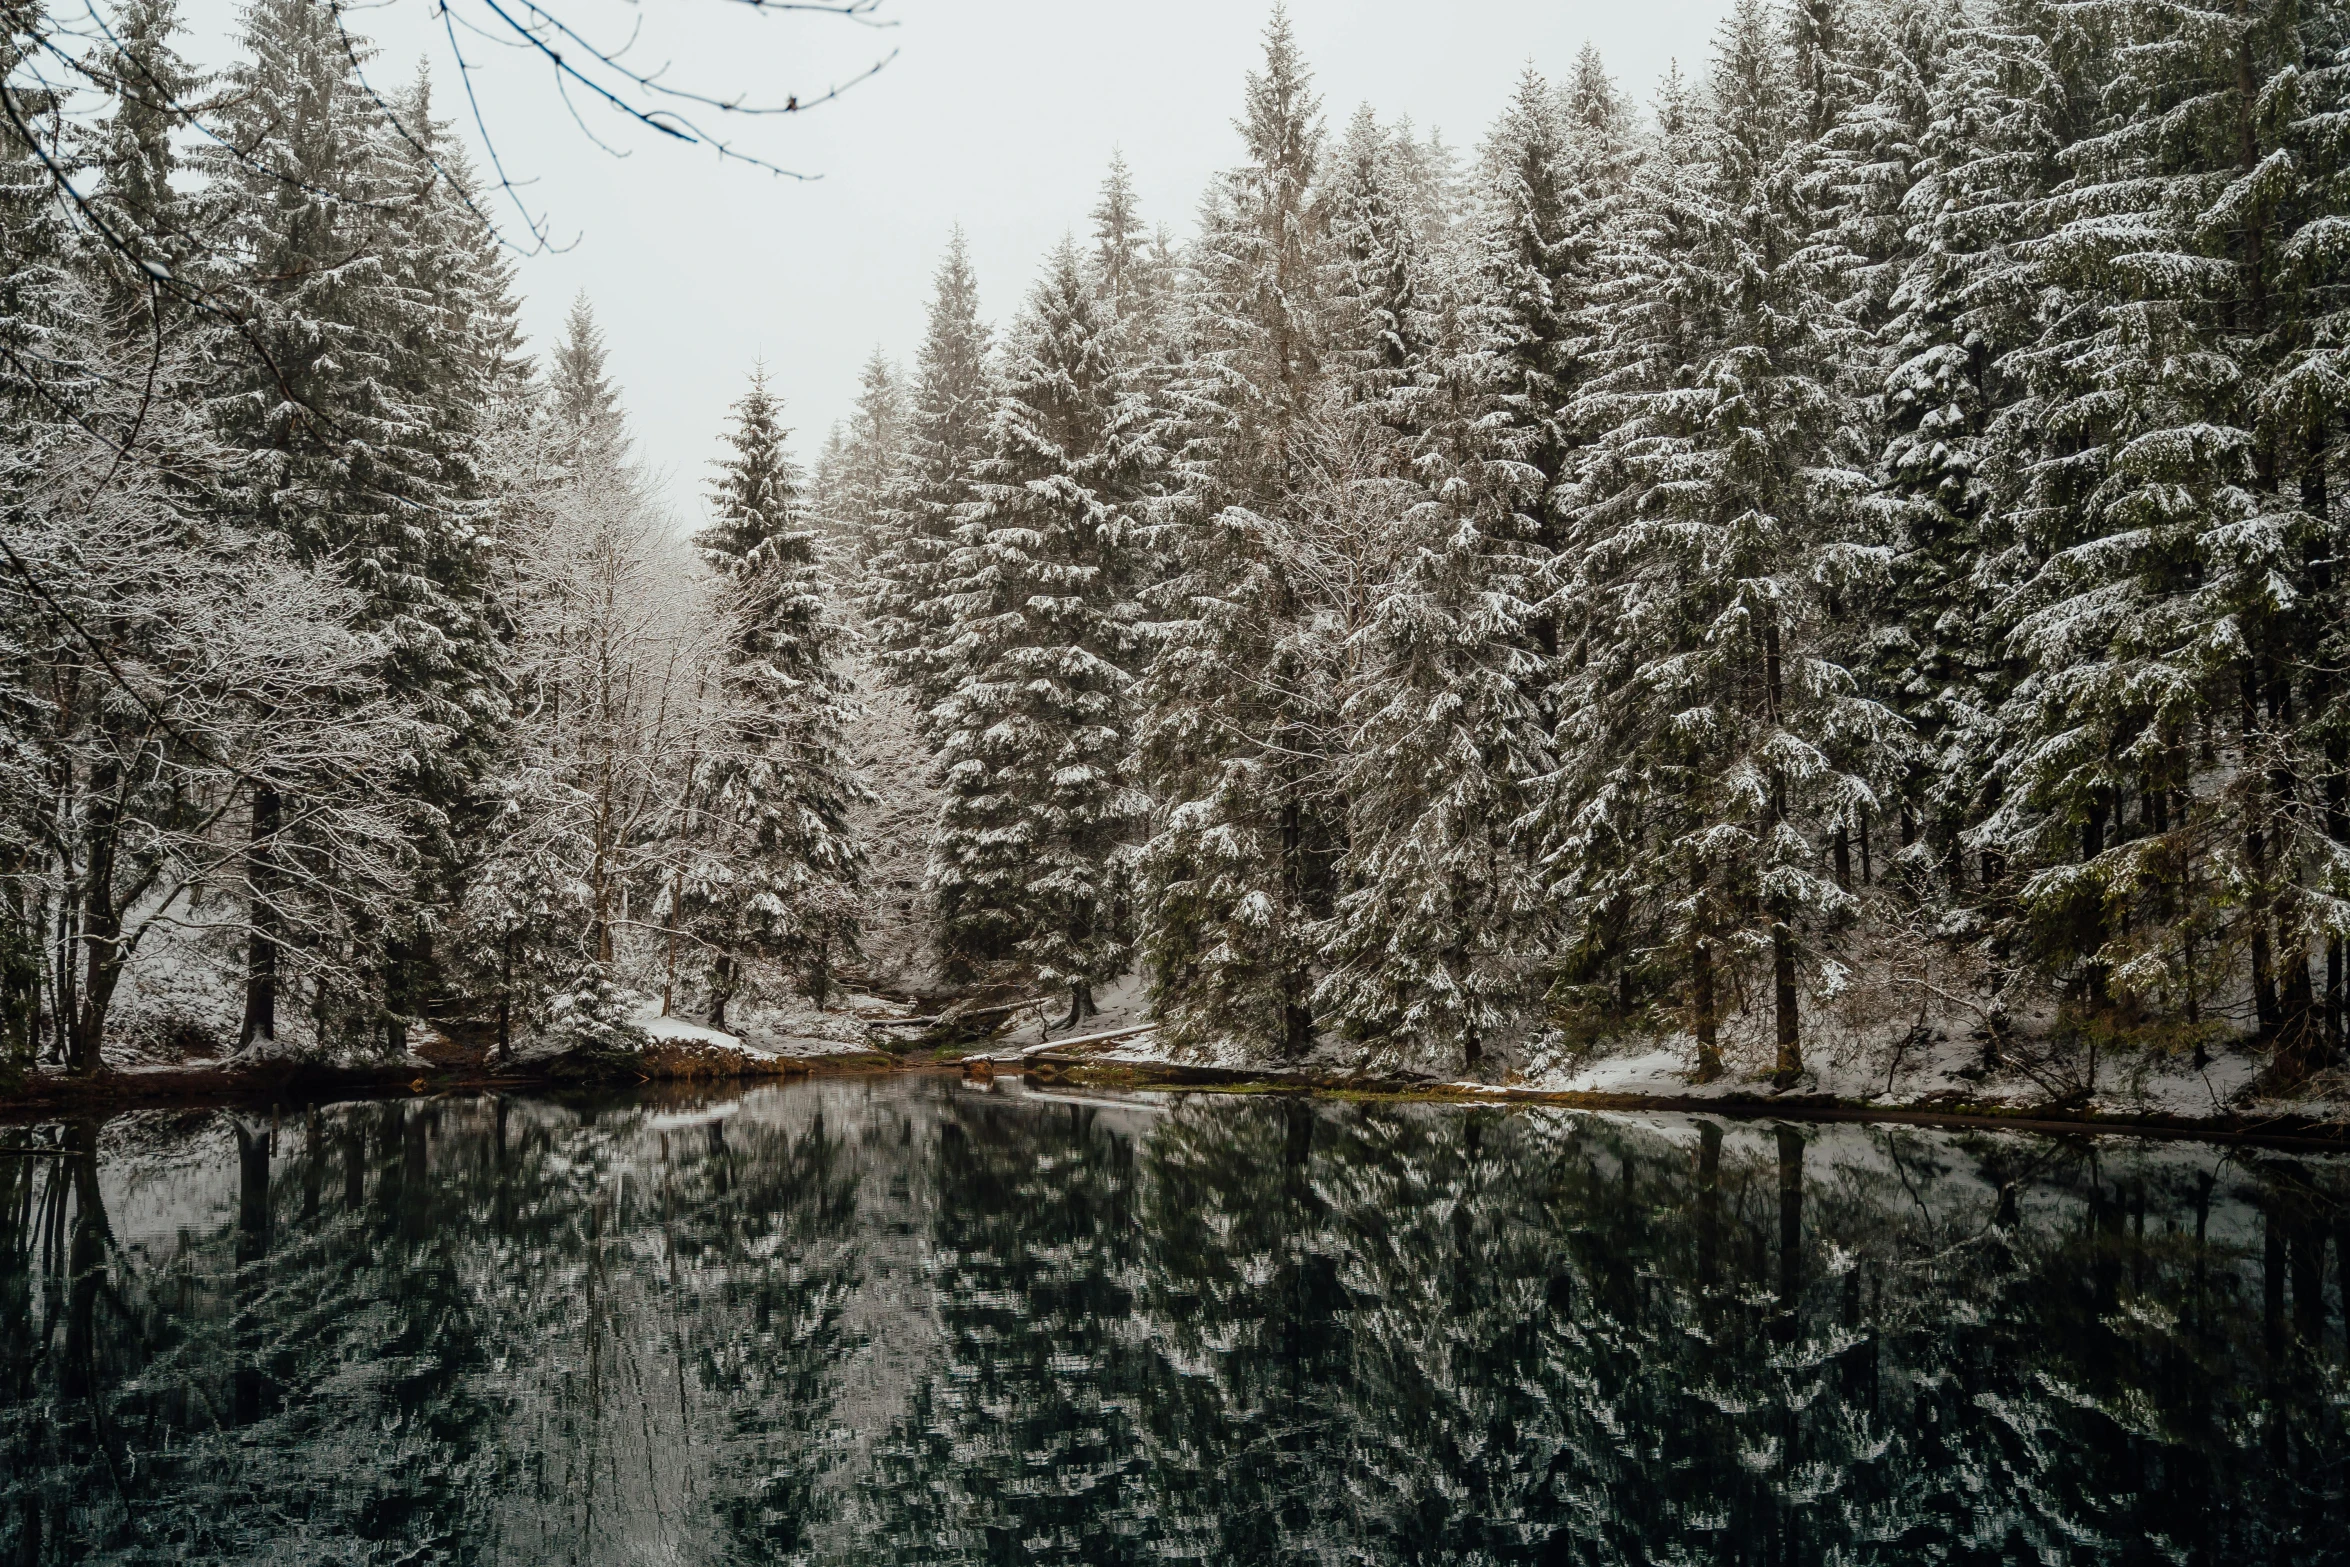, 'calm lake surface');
4,1075,2347,1564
